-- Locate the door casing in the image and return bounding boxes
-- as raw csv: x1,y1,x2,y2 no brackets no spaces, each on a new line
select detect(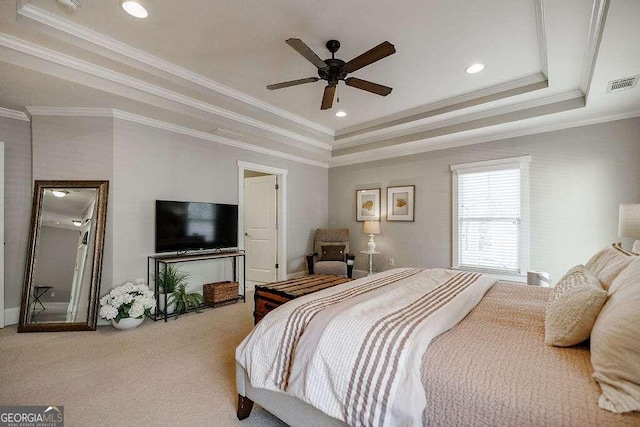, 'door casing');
238,161,287,282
